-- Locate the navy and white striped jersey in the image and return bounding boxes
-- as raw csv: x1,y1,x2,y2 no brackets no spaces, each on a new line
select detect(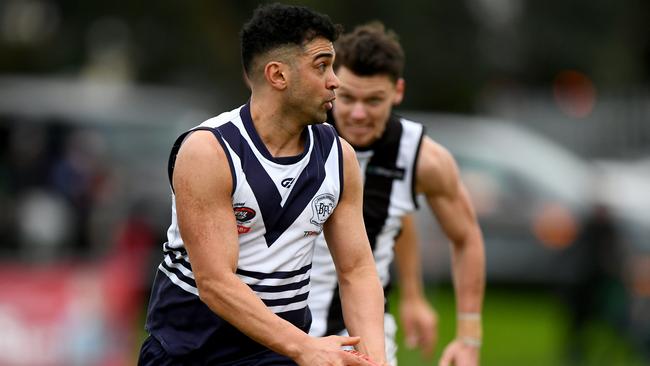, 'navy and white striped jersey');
144,102,344,363
308,115,424,337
